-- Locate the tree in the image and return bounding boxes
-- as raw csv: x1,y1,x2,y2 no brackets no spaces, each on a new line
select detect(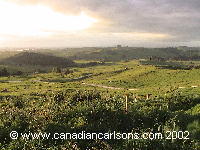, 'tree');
0,68,9,76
